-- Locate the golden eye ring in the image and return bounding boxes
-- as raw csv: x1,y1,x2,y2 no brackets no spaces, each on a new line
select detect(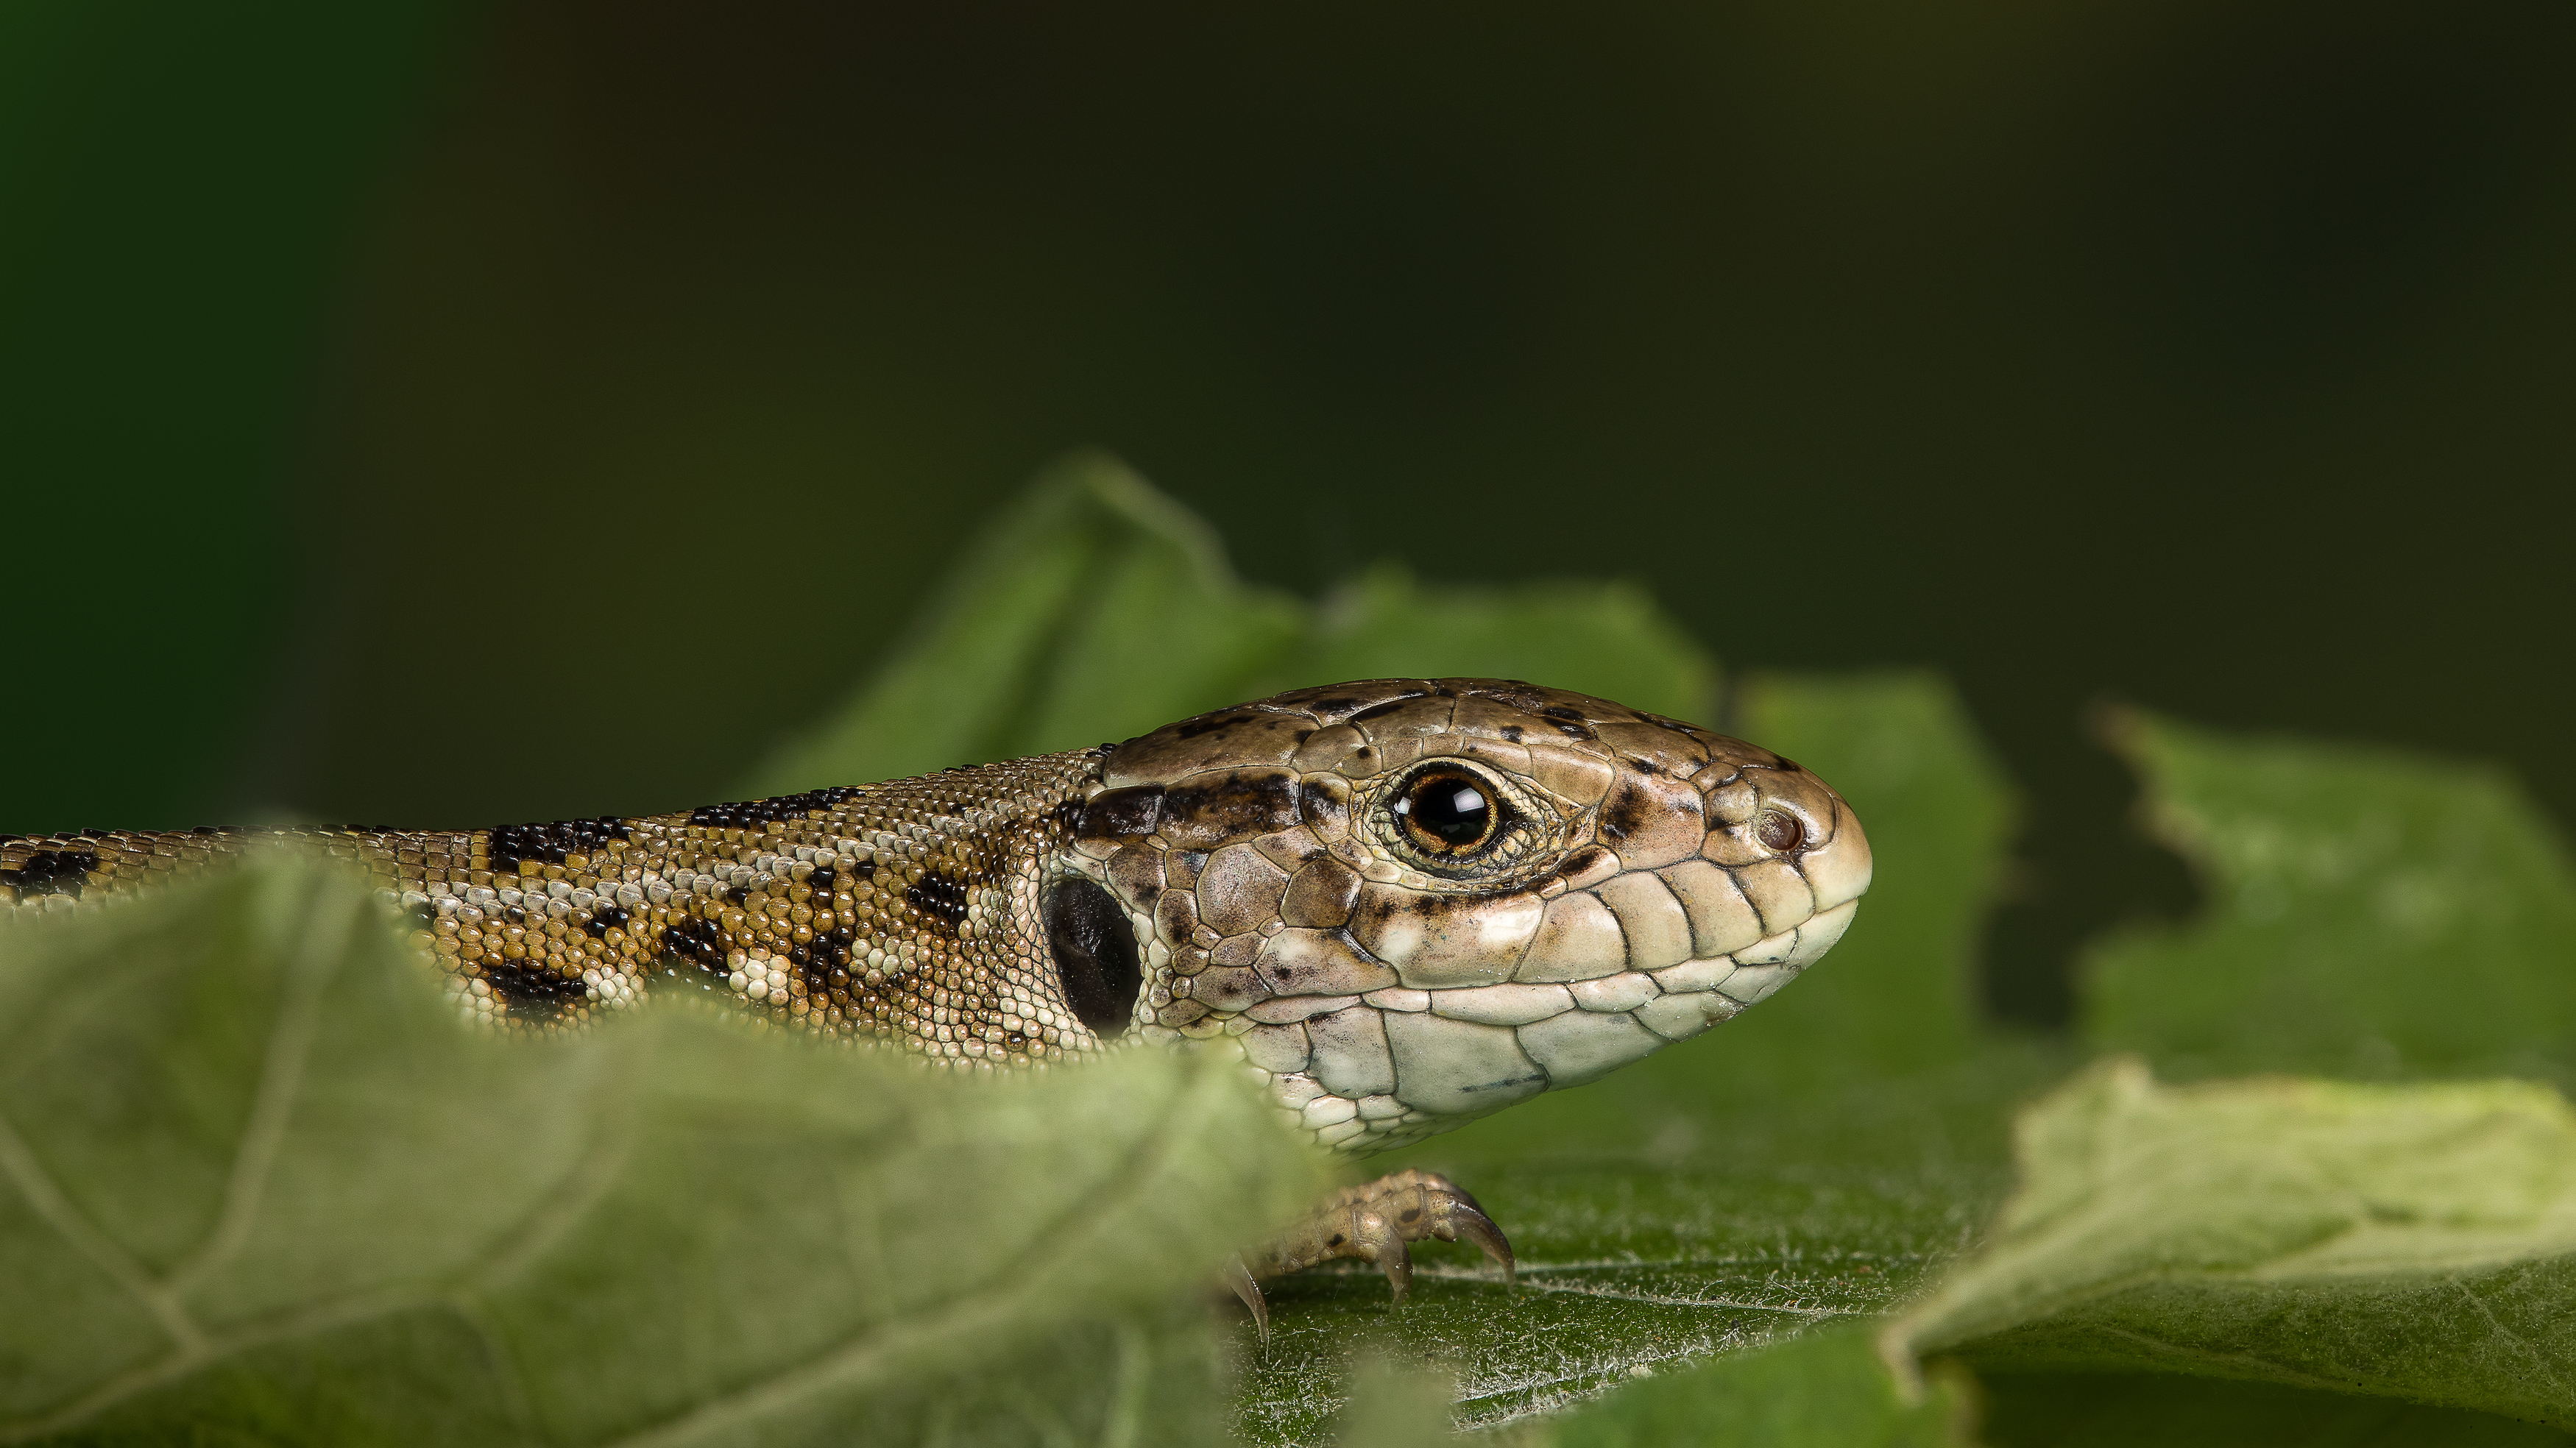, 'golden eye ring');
1391,769,1501,857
